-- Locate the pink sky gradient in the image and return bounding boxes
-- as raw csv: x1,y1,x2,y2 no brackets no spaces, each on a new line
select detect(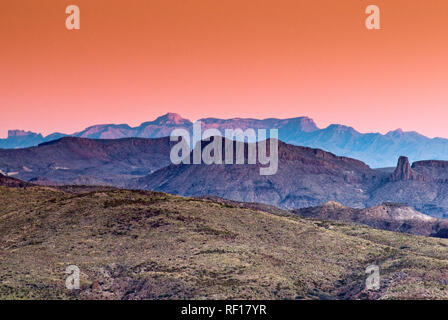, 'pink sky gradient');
1,0,448,138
